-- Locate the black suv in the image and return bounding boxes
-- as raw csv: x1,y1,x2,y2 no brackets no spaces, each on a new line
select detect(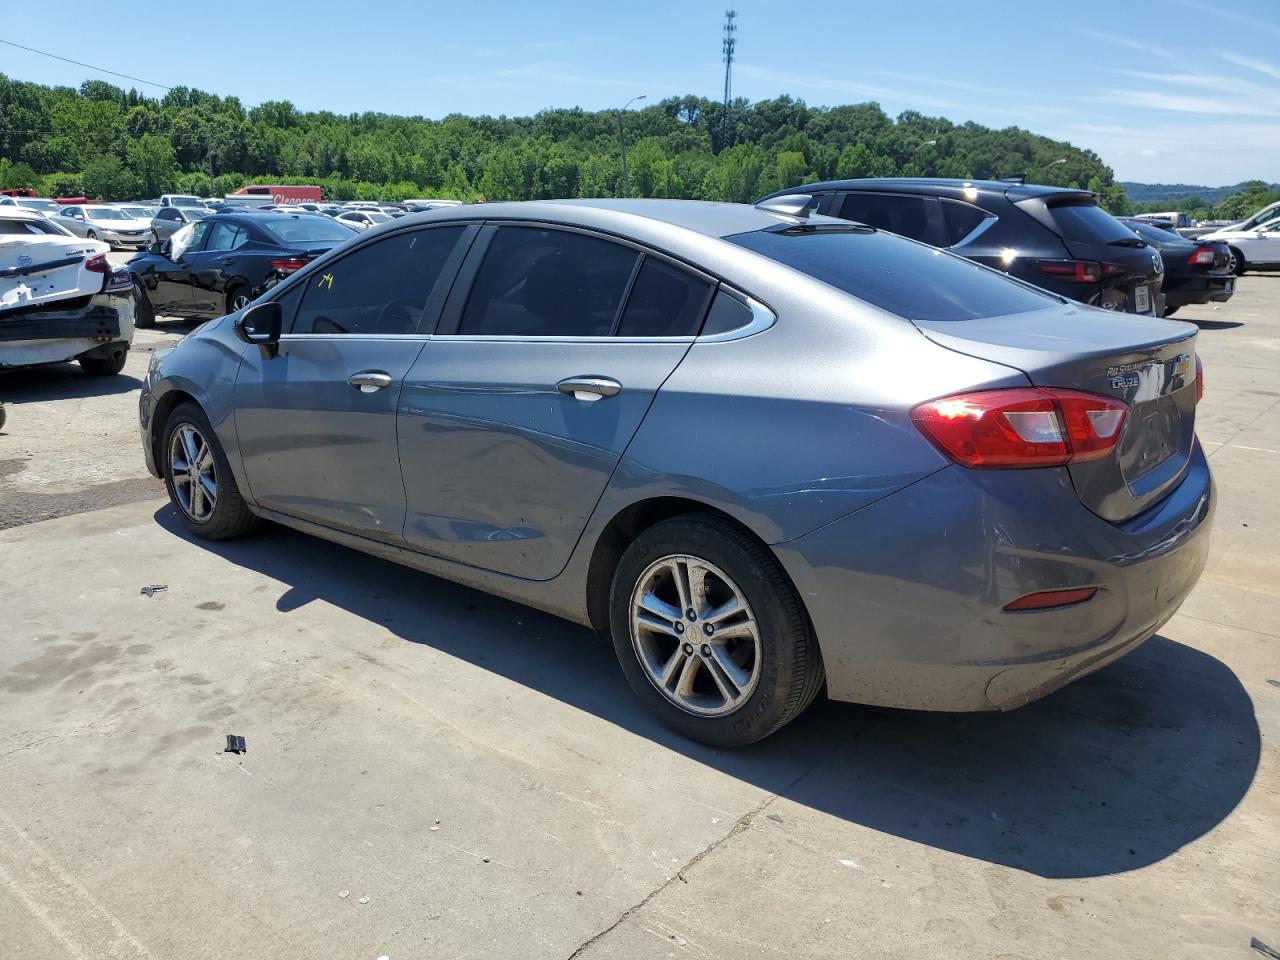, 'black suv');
759,178,1164,315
